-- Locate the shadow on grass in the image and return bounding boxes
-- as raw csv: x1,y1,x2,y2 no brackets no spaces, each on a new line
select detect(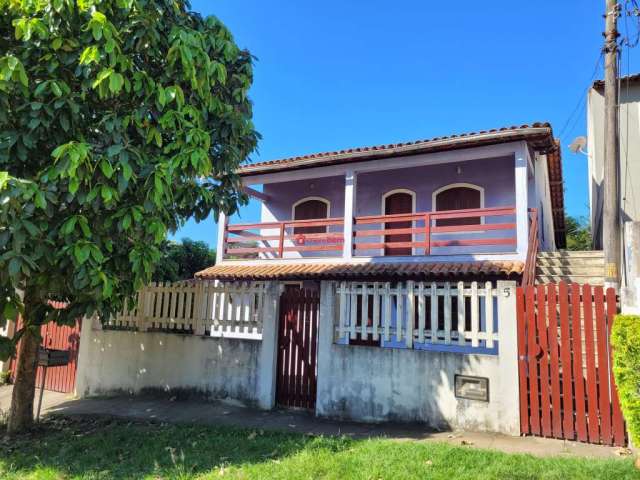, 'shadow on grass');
0,415,334,479
1,415,637,480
